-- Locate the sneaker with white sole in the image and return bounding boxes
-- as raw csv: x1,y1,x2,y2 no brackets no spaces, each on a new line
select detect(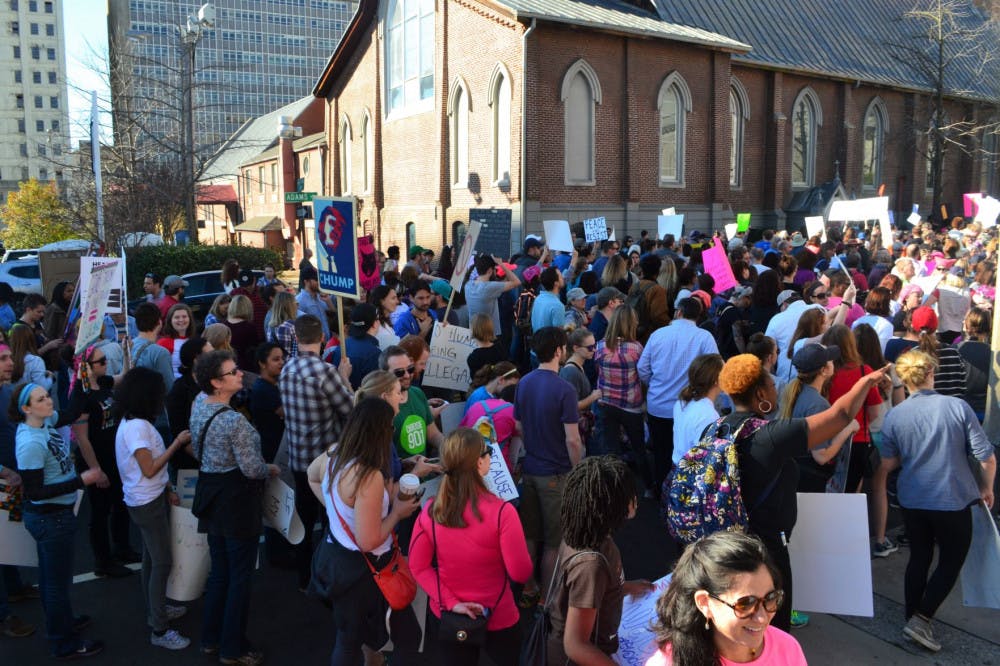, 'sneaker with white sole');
151,629,191,650
165,604,187,621
872,538,898,558
903,614,941,652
